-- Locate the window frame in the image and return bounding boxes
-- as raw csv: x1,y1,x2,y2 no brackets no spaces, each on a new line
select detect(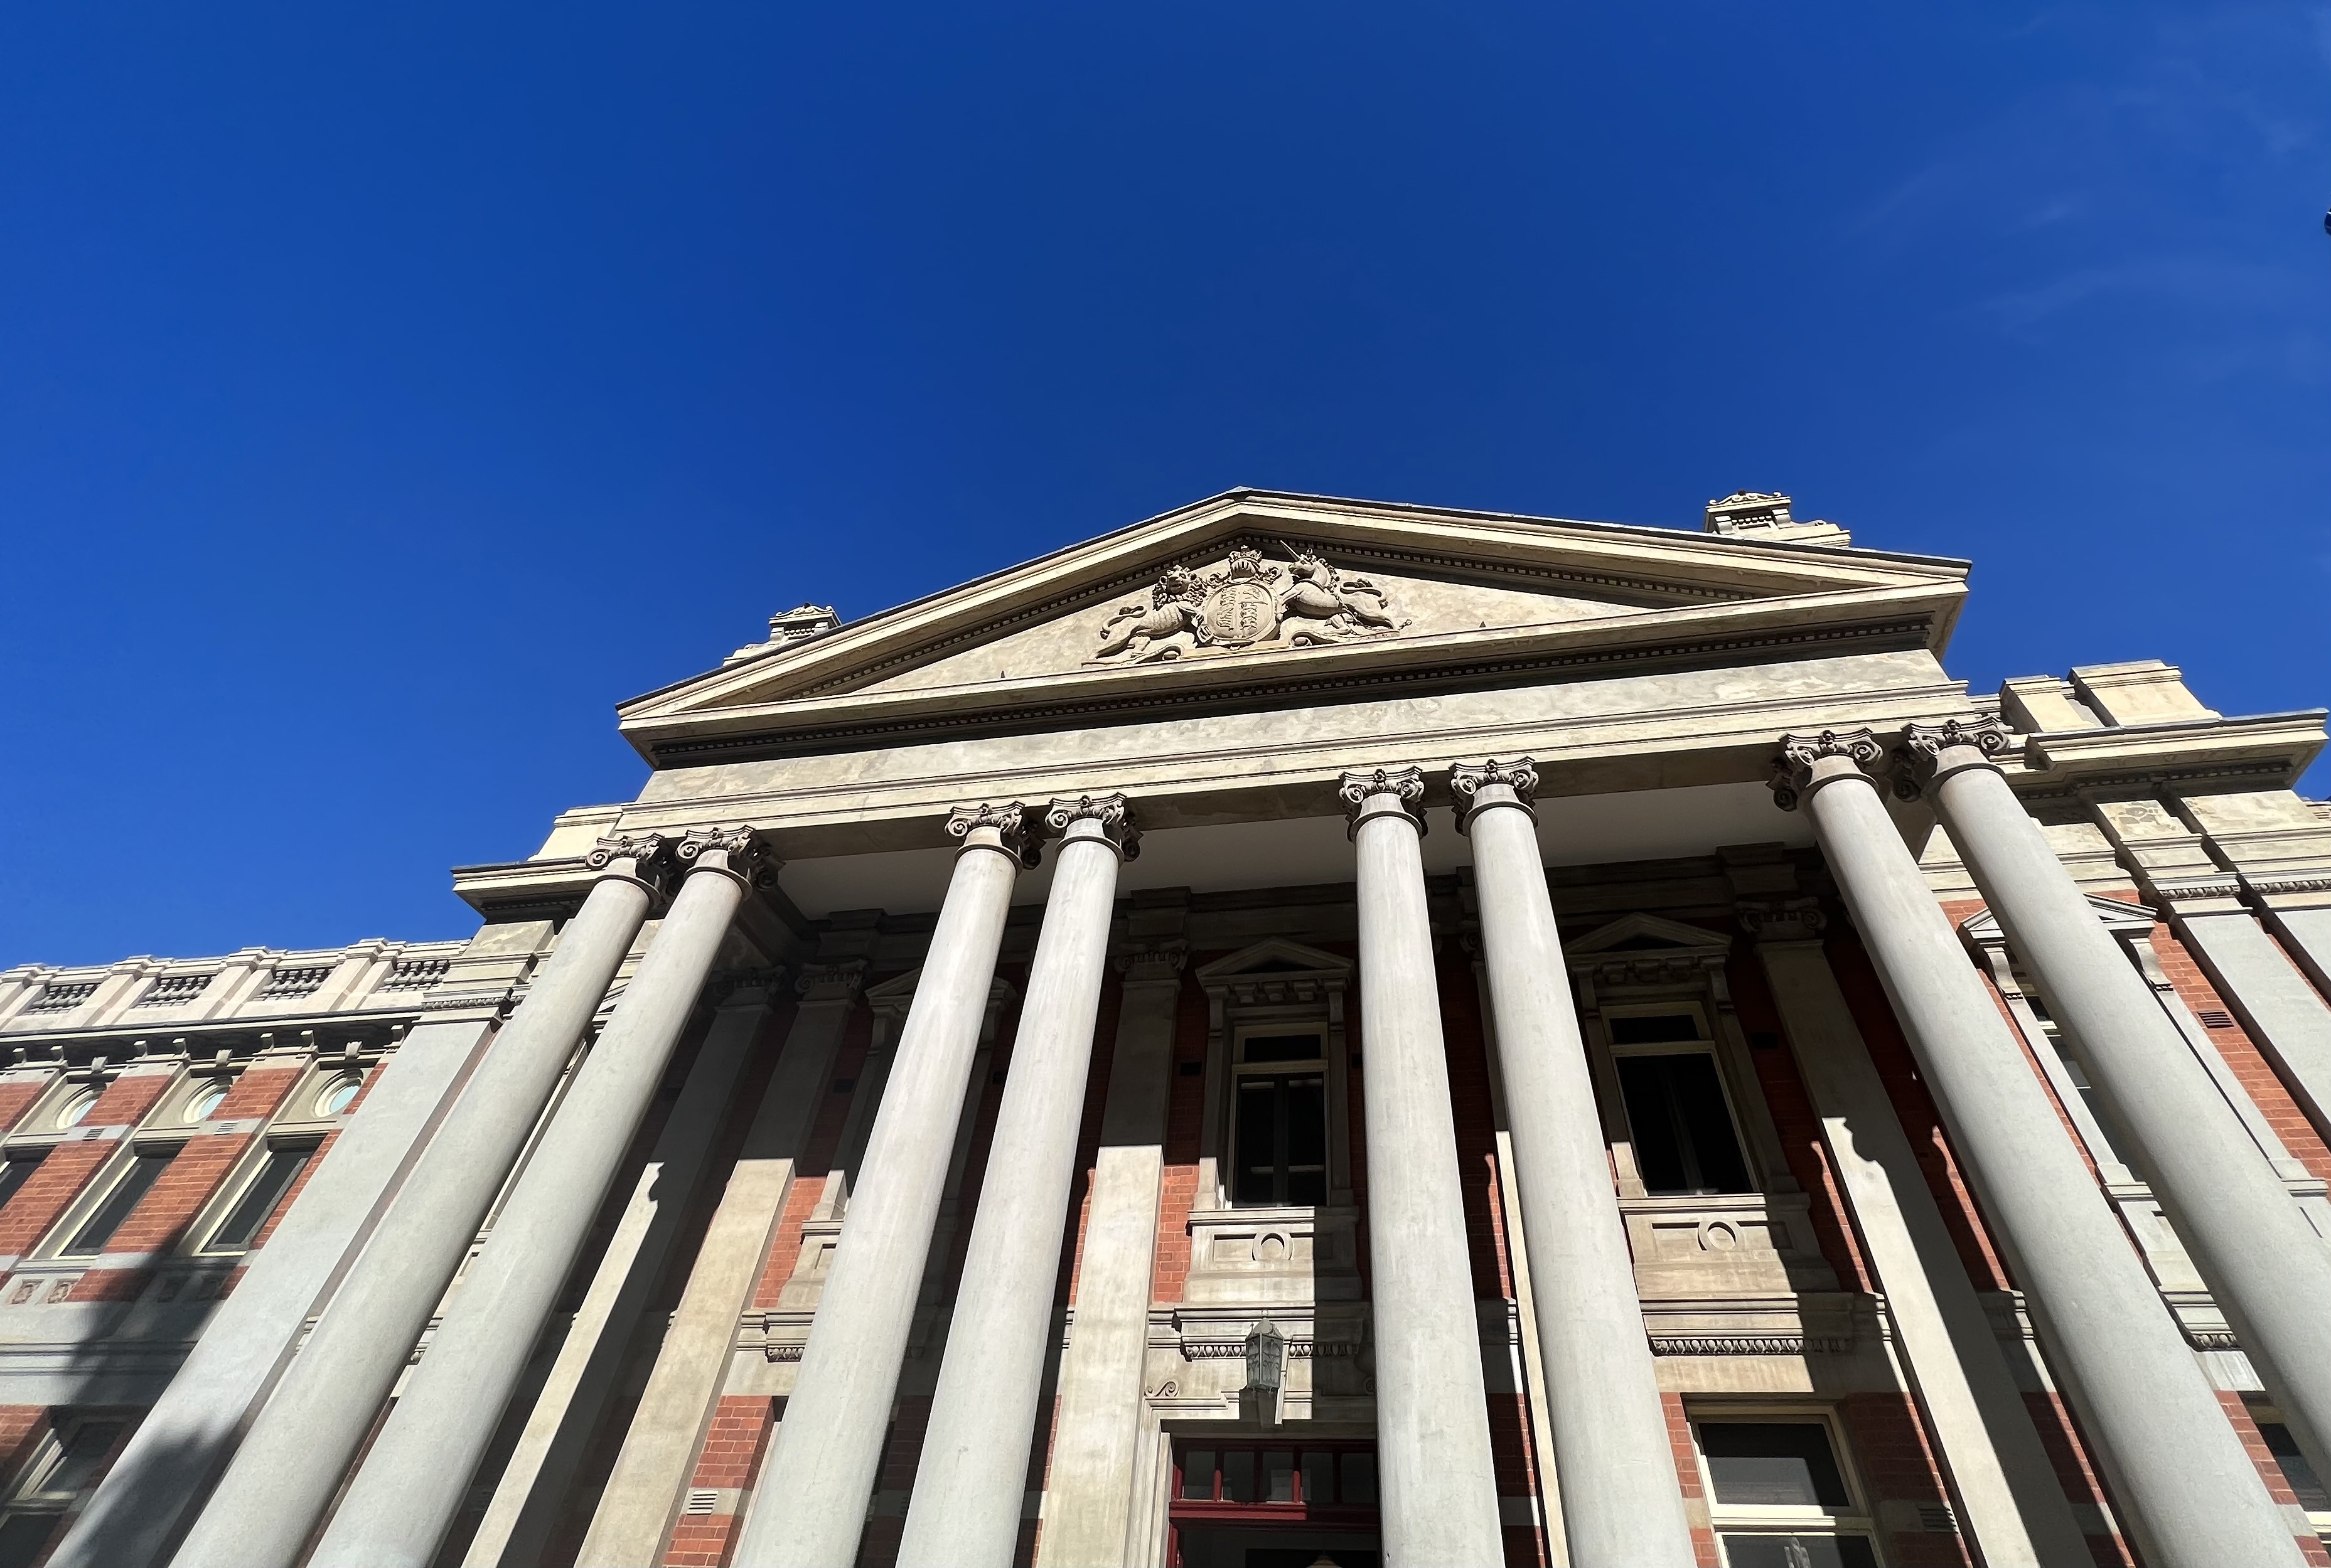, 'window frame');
1227,1025,1331,1208
1600,1002,1757,1197
1686,1406,1884,1567
196,1136,321,1256
41,1141,181,1261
